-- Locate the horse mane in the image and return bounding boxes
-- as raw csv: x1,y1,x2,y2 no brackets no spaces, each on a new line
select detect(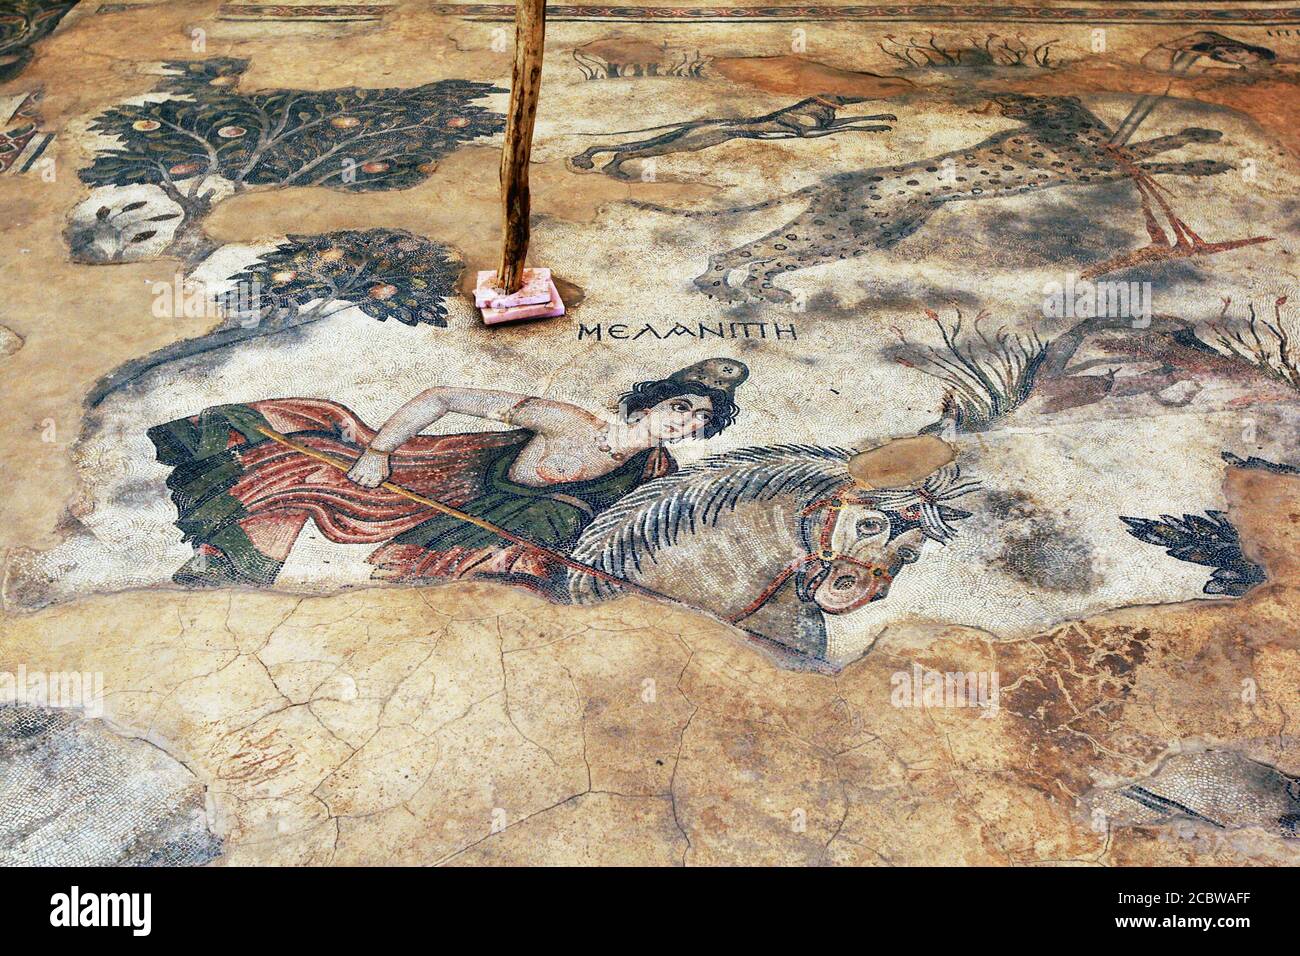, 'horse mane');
859,464,983,544
570,444,853,585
